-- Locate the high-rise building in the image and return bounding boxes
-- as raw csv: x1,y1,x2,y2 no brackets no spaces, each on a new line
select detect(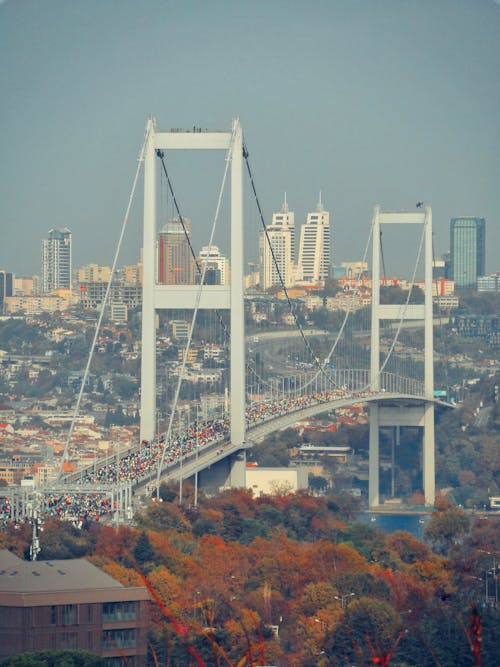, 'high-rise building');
41,228,72,293
157,218,195,285
450,217,485,289
0,271,13,314
297,194,331,284
198,245,230,285
259,195,295,290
